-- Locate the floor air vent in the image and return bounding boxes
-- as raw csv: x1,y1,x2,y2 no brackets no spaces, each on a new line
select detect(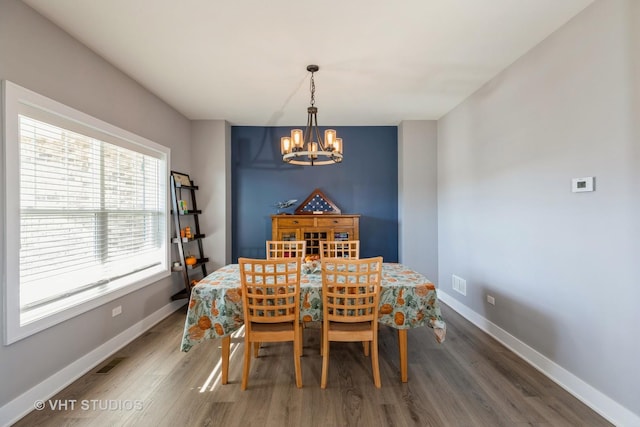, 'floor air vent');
96,357,126,374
